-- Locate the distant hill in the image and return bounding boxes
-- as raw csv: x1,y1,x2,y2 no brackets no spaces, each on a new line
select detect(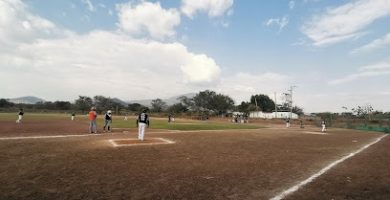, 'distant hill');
8,96,45,104
4,93,196,106
128,93,196,107
112,98,128,106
